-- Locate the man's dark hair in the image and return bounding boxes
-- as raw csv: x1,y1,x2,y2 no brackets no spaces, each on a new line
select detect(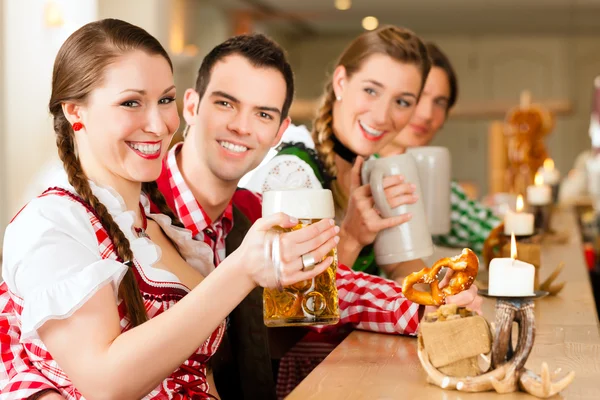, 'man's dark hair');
195,34,295,120
426,42,458,111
